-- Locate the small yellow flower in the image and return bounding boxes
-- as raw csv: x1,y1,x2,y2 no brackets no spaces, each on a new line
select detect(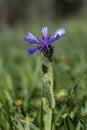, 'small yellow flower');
56,89,67,100
24,115,32,122
62,113,68,118
23,76,29,83
60,53,67,61
15,99,22,106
